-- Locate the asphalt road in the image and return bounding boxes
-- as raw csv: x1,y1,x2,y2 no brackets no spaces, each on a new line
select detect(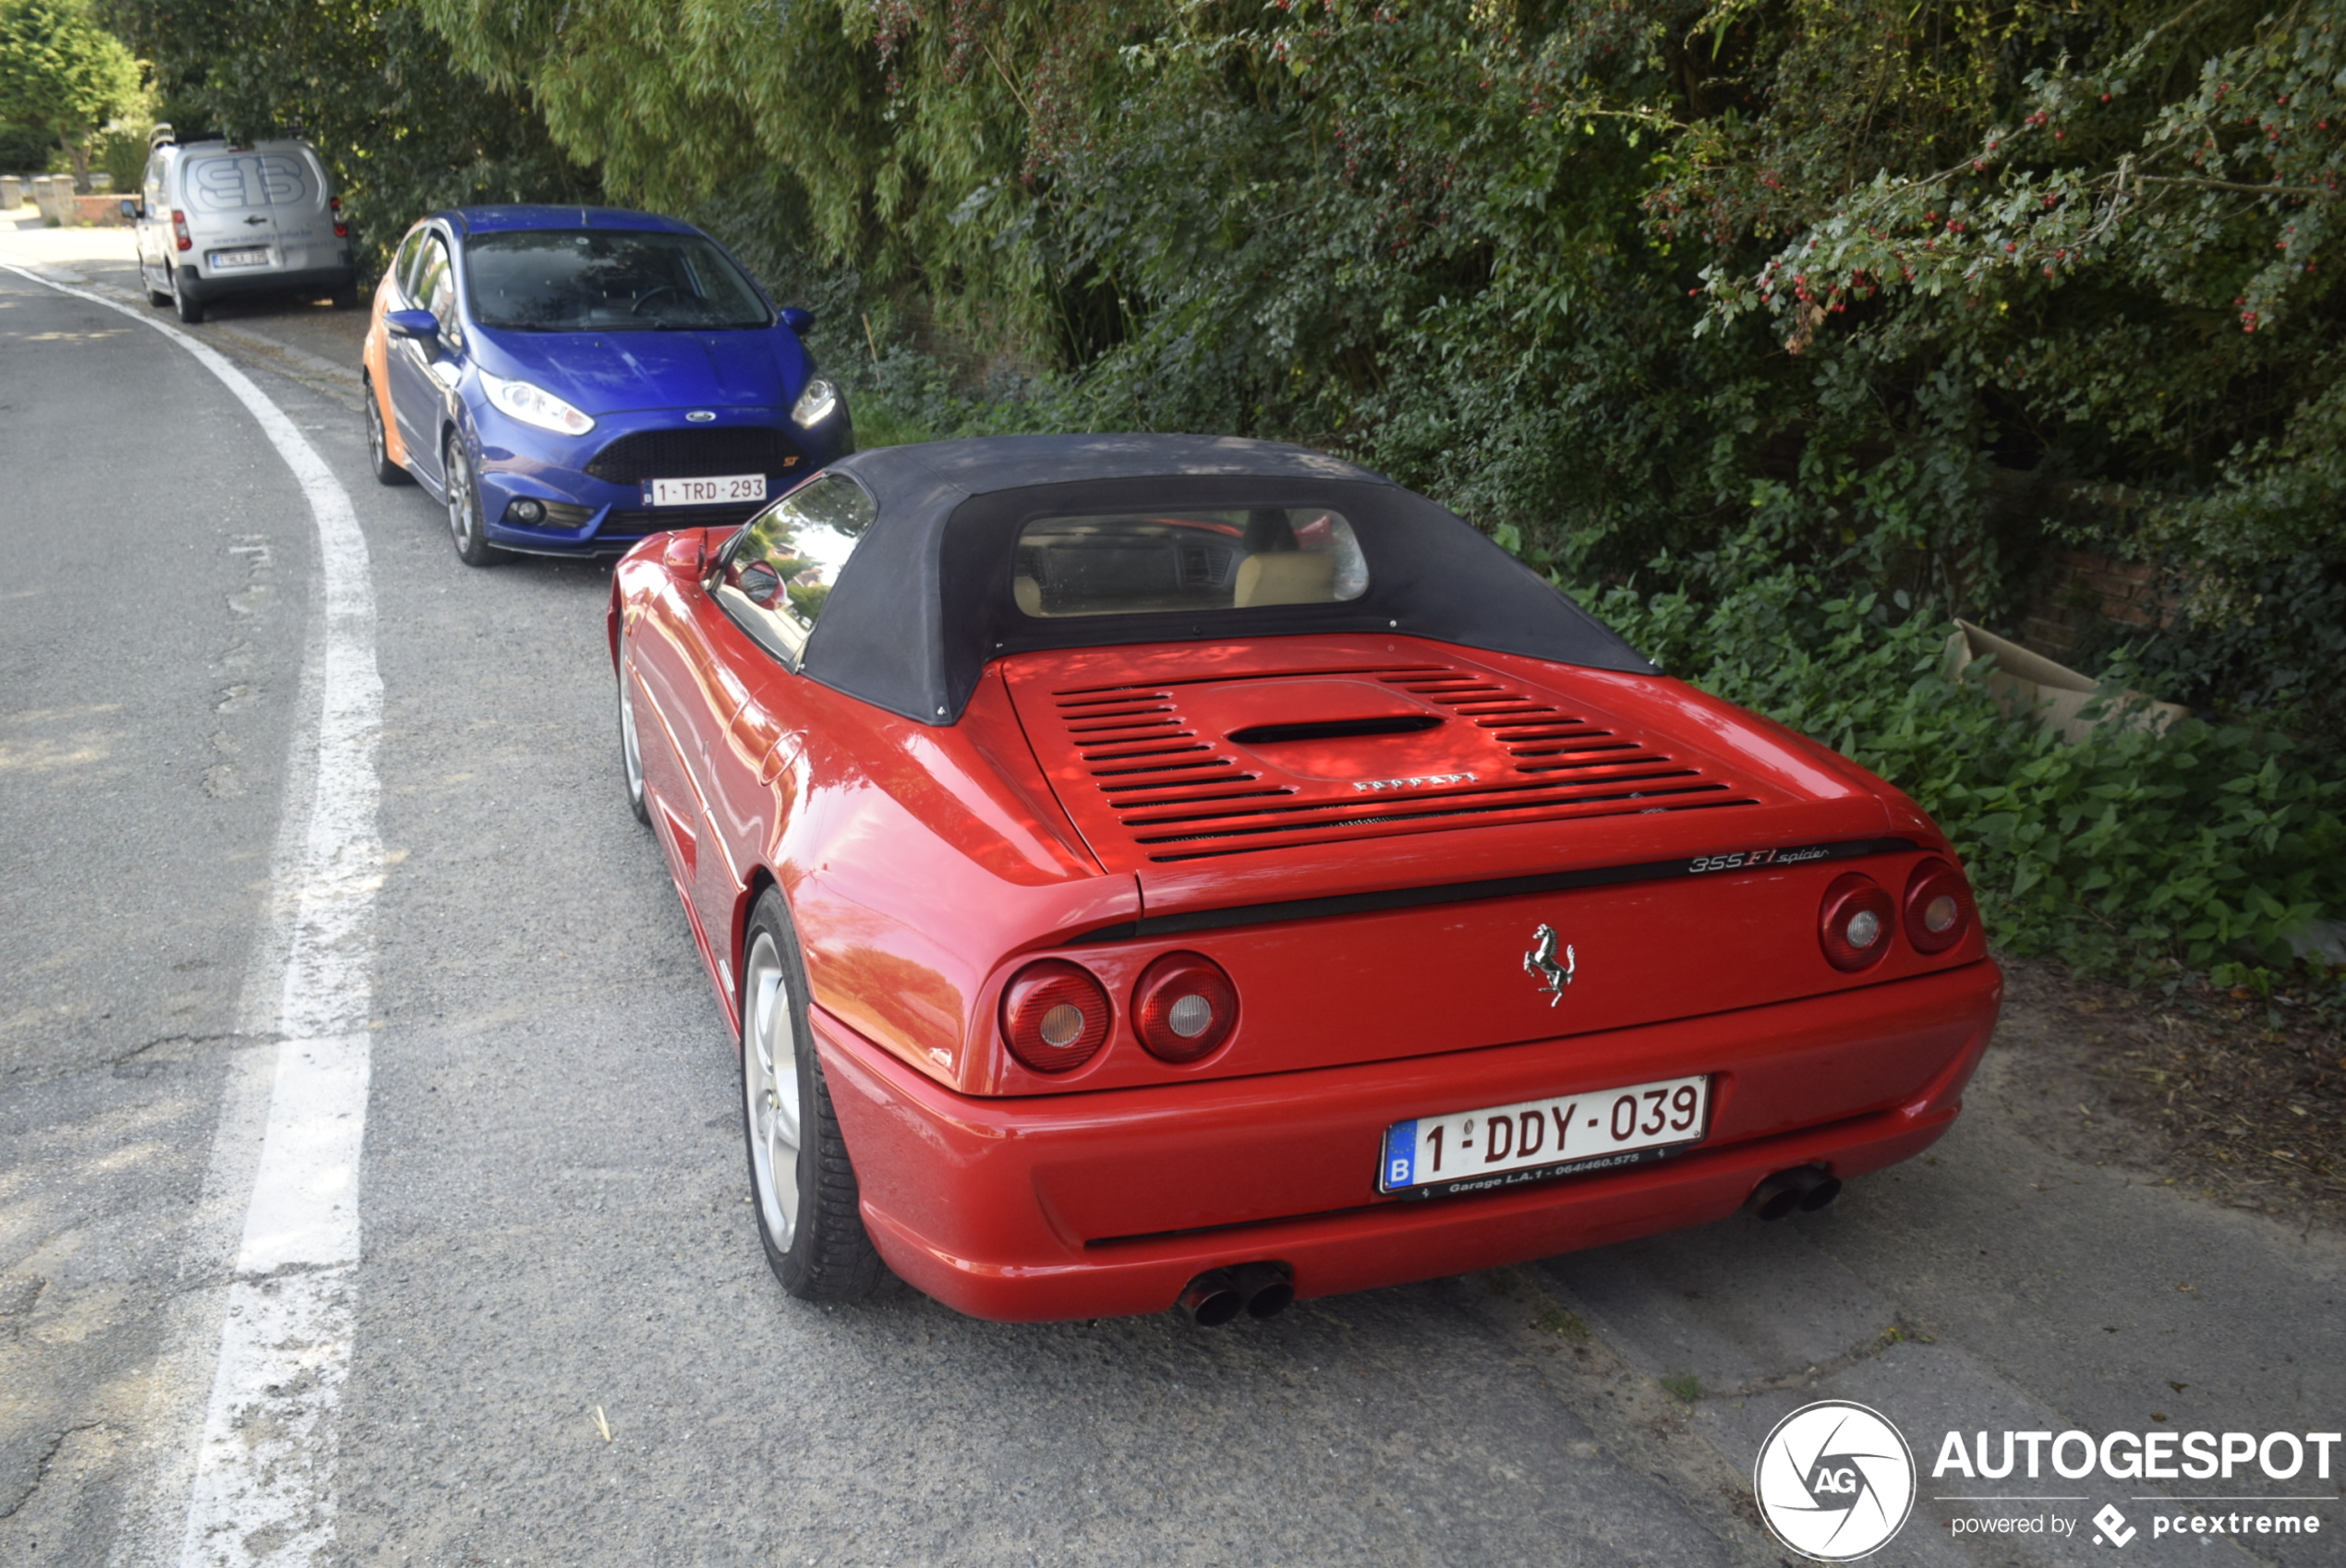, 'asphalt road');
2,221,2340,1568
